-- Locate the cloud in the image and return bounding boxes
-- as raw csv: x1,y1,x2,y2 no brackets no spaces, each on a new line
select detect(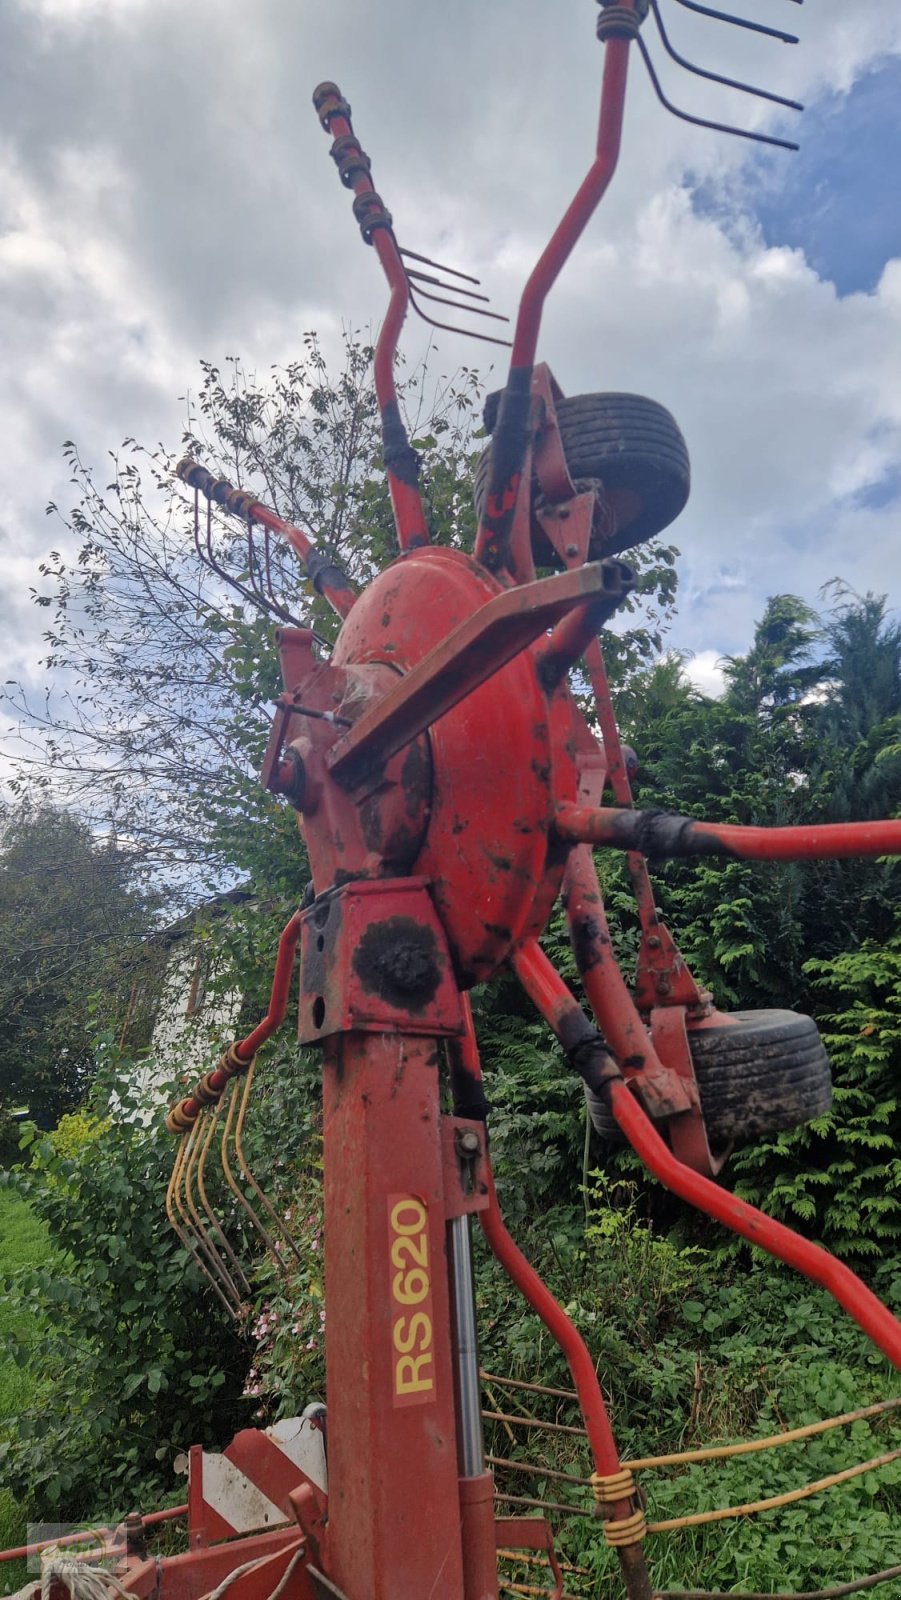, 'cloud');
684,649,726,700
0,0,899,740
